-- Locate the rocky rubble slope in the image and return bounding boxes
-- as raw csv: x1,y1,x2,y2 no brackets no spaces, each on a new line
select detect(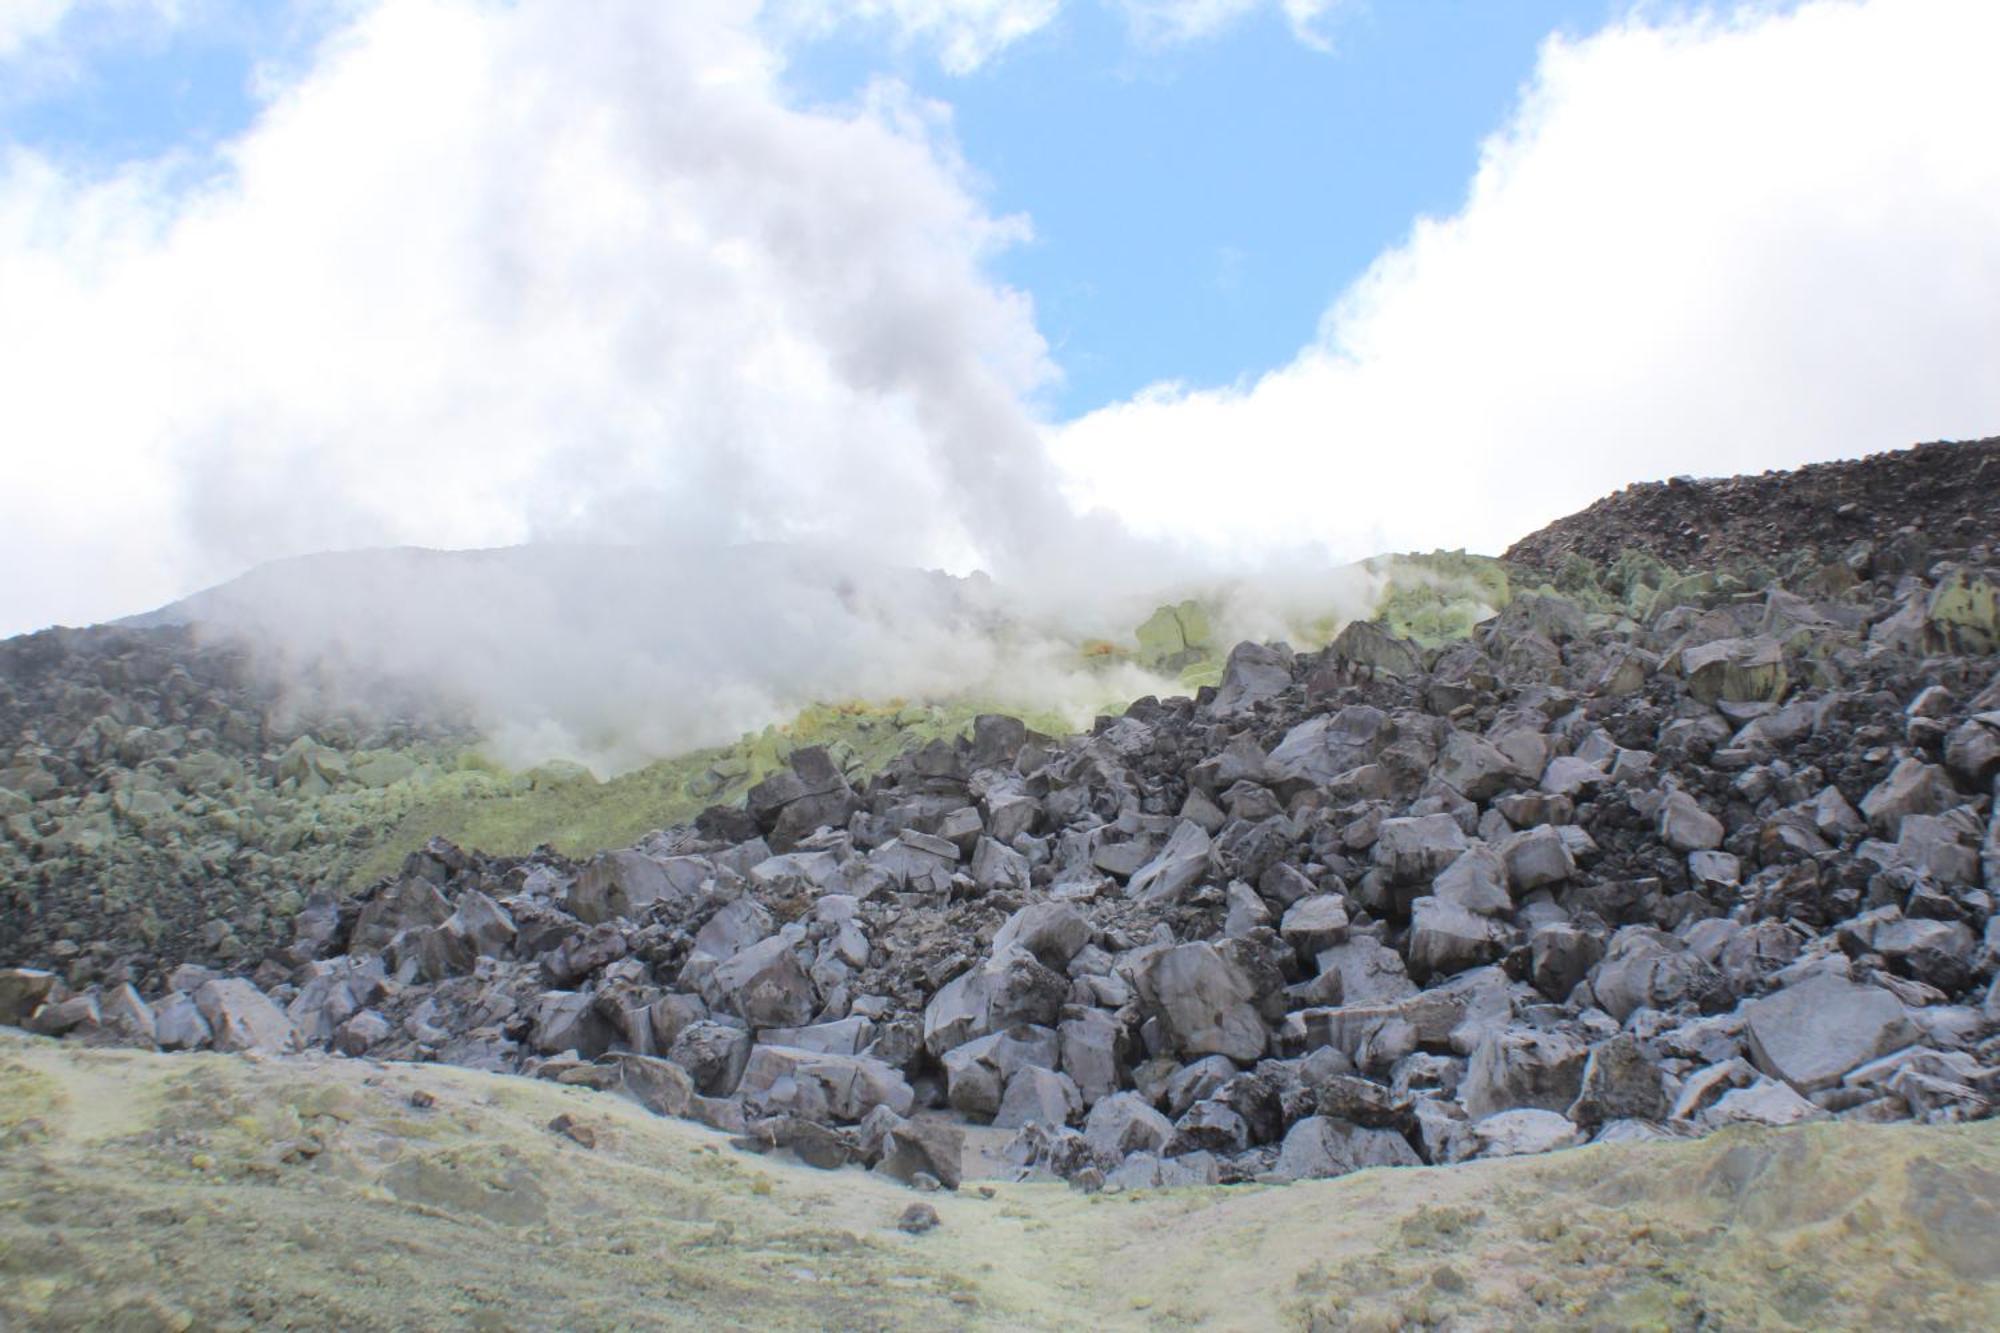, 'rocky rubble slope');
4,1032,1995,1330
1505,436,2000,573
8,486,1998,1204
